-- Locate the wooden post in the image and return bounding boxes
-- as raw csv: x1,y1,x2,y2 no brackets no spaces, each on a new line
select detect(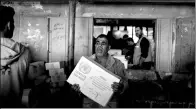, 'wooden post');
68,0,77,73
